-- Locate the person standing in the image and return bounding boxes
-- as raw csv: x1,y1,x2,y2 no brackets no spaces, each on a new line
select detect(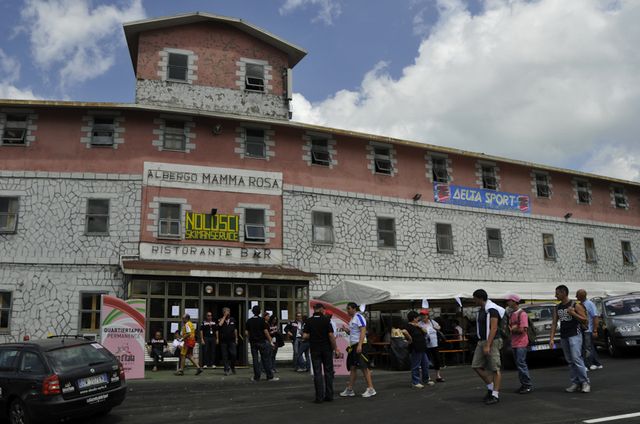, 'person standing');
176,314,203,376
471,289,505,405
577,289,603,371
505,294,533,394
285,313,308,372
218,307,238,376
550,285,590,393
245,305,279,382
419,309,444,383
303,303,339,403
402,311,430,389
268,315,282,373
200,311,217,369
340,302,376,398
